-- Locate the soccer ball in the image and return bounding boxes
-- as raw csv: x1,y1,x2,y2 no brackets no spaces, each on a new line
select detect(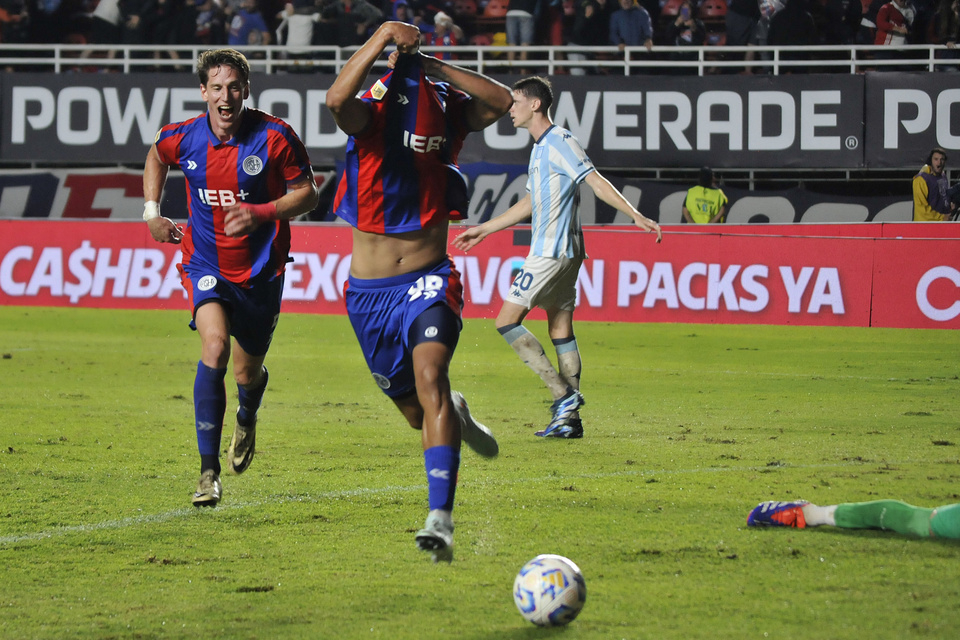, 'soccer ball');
513,554,587,626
